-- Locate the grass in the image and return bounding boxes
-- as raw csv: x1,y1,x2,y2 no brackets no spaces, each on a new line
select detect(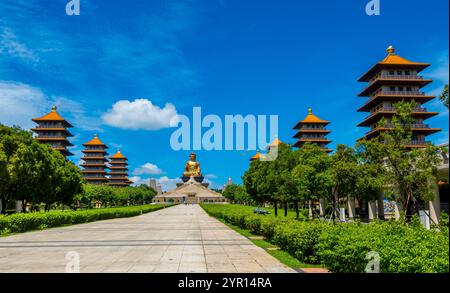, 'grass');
218,218,323,270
